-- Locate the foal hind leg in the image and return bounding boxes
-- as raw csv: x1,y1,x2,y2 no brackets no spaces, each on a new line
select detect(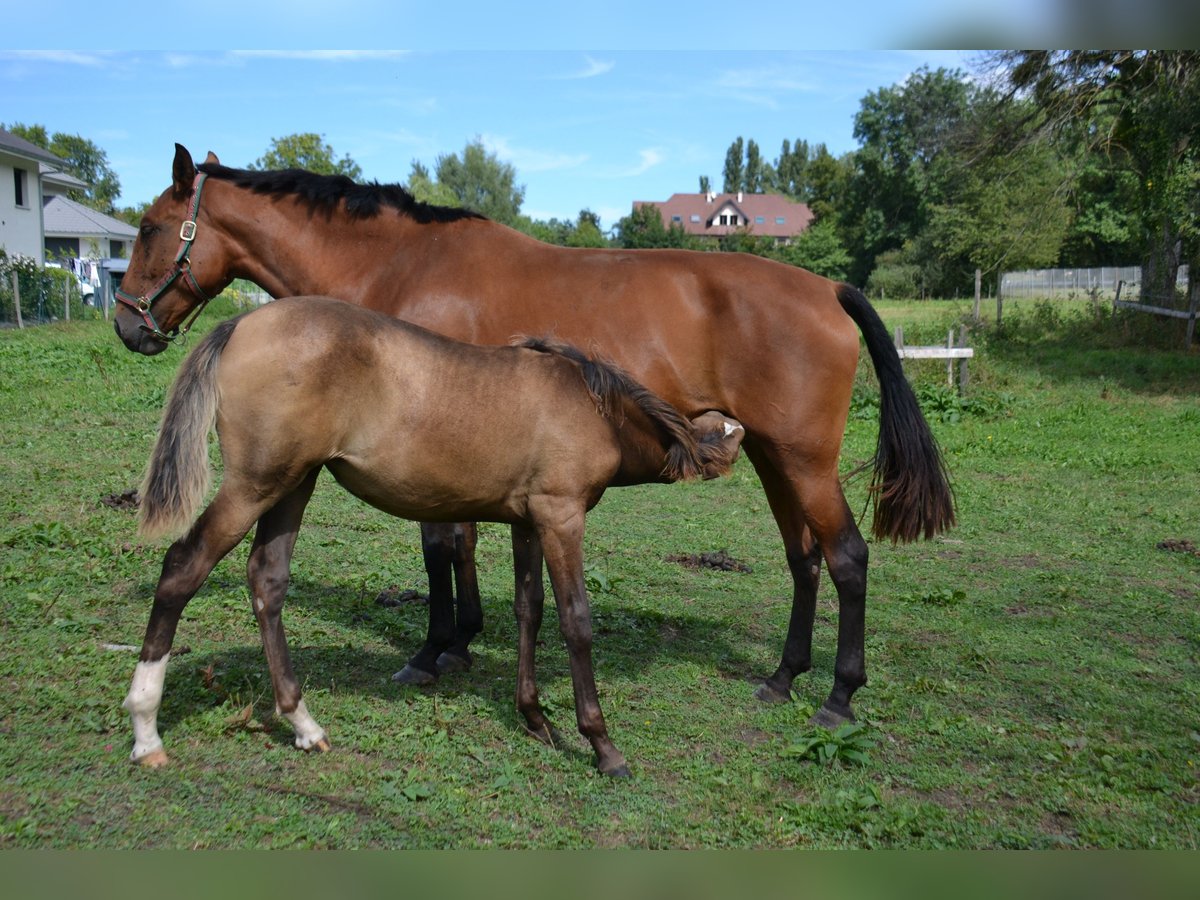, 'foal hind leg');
246,469,330,752
124,487,265,766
